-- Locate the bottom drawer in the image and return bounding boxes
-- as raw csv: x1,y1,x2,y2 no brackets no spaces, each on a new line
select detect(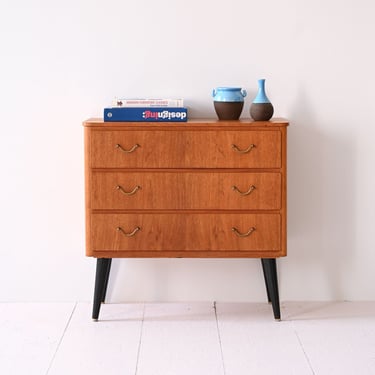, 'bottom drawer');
90,213,281,252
